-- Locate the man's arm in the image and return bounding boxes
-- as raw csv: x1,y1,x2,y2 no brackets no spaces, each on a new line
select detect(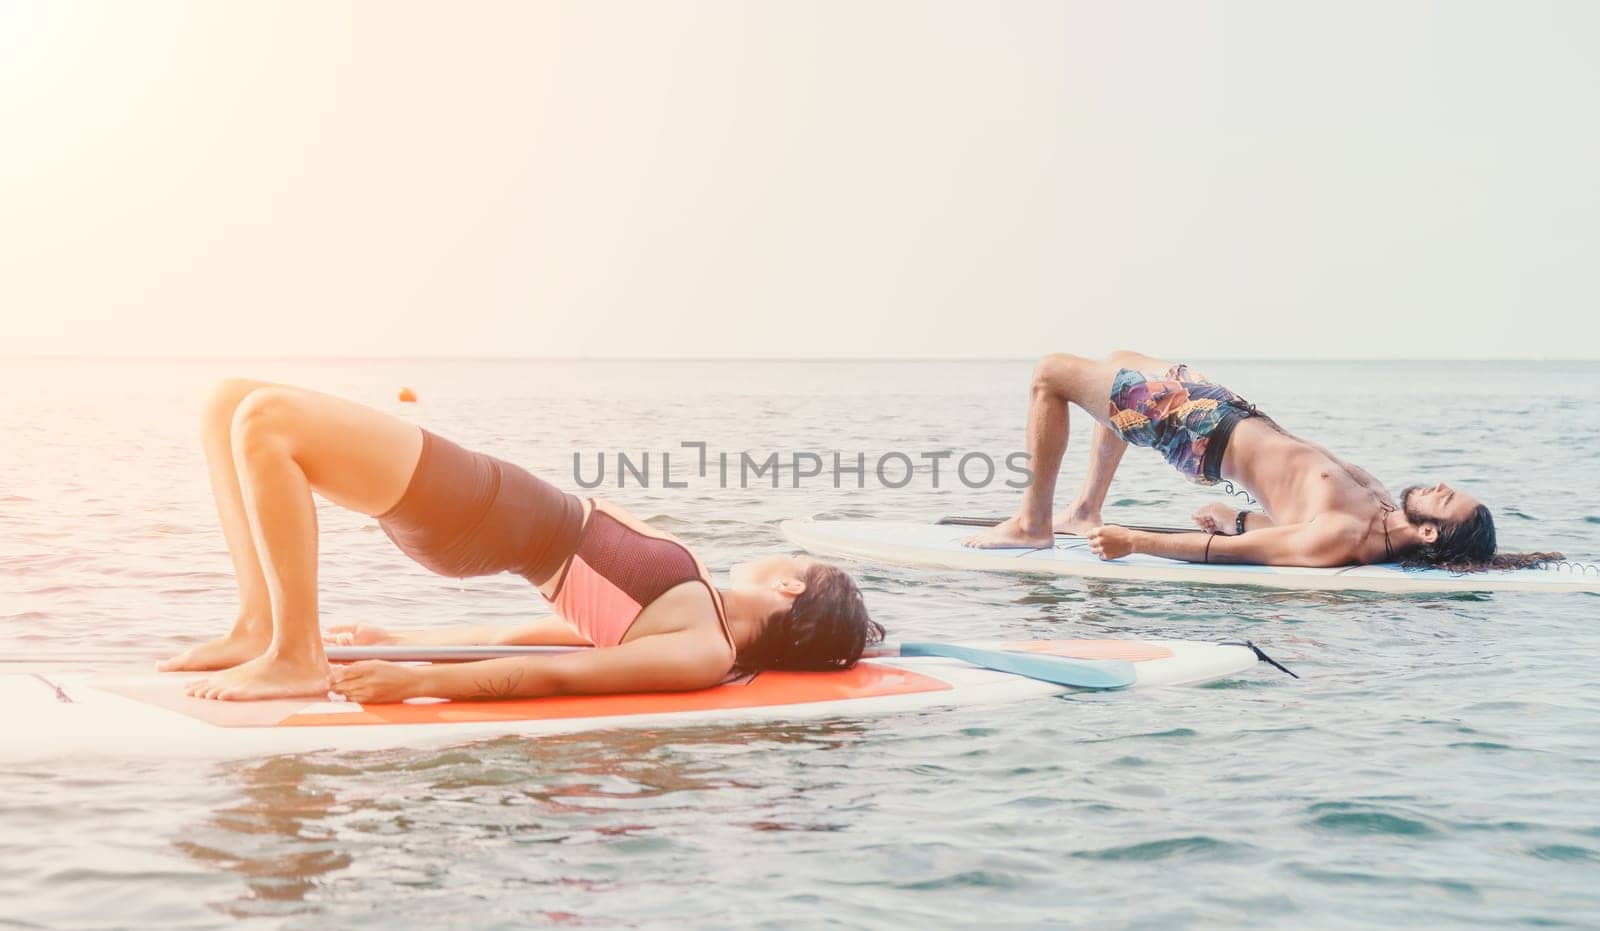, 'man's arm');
1090,521,1359,567
1239,511,1276,533
1193,502,1277,534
